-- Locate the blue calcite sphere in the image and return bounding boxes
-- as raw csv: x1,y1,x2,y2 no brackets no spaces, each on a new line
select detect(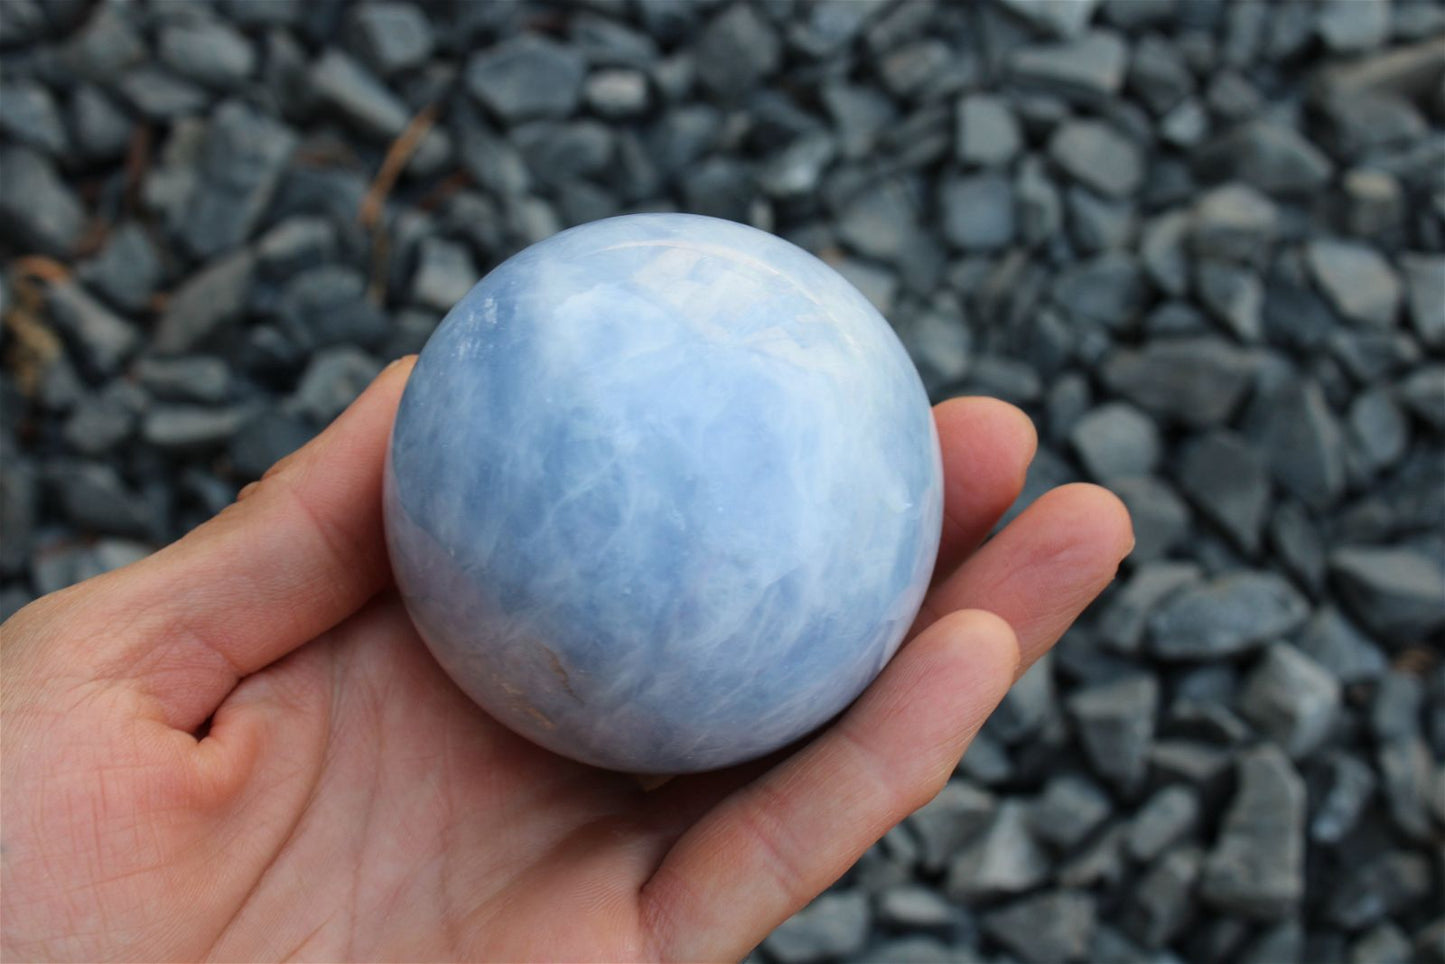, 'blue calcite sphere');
384,214,943,773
